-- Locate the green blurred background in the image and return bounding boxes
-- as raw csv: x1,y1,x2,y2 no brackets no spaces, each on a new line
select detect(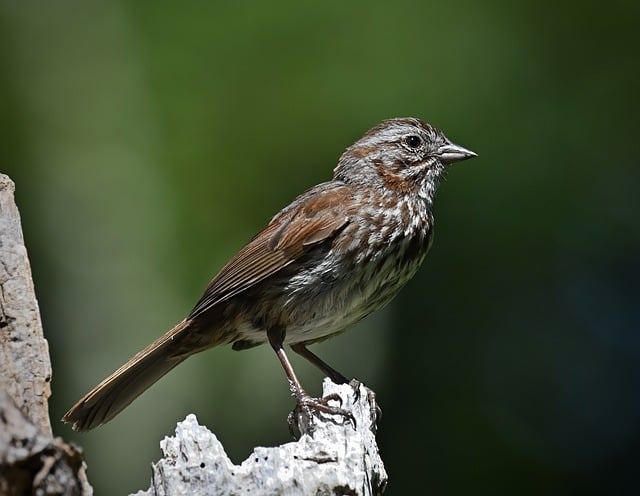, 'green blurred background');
2,1,639,494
